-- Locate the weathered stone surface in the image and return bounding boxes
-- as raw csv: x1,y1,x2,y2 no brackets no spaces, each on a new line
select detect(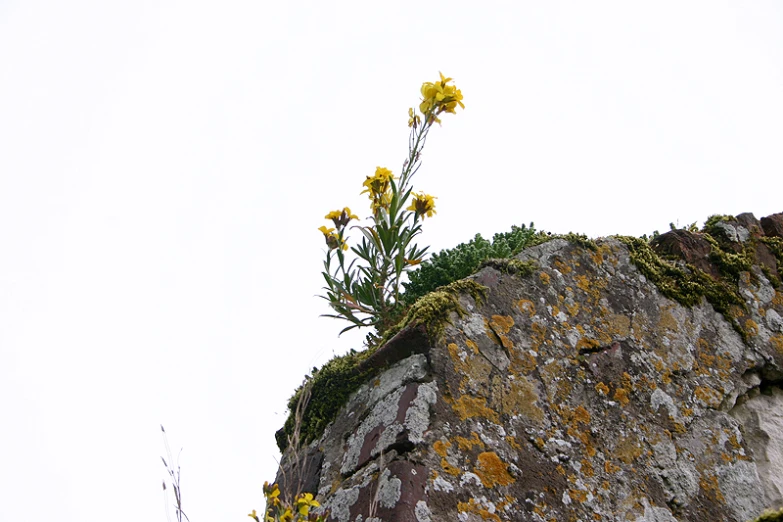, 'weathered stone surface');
761,213,783,239
651,229,720,276
276,214,783,522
